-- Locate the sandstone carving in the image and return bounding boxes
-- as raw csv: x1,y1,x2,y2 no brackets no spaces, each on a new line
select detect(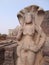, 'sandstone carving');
16,5,46,65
